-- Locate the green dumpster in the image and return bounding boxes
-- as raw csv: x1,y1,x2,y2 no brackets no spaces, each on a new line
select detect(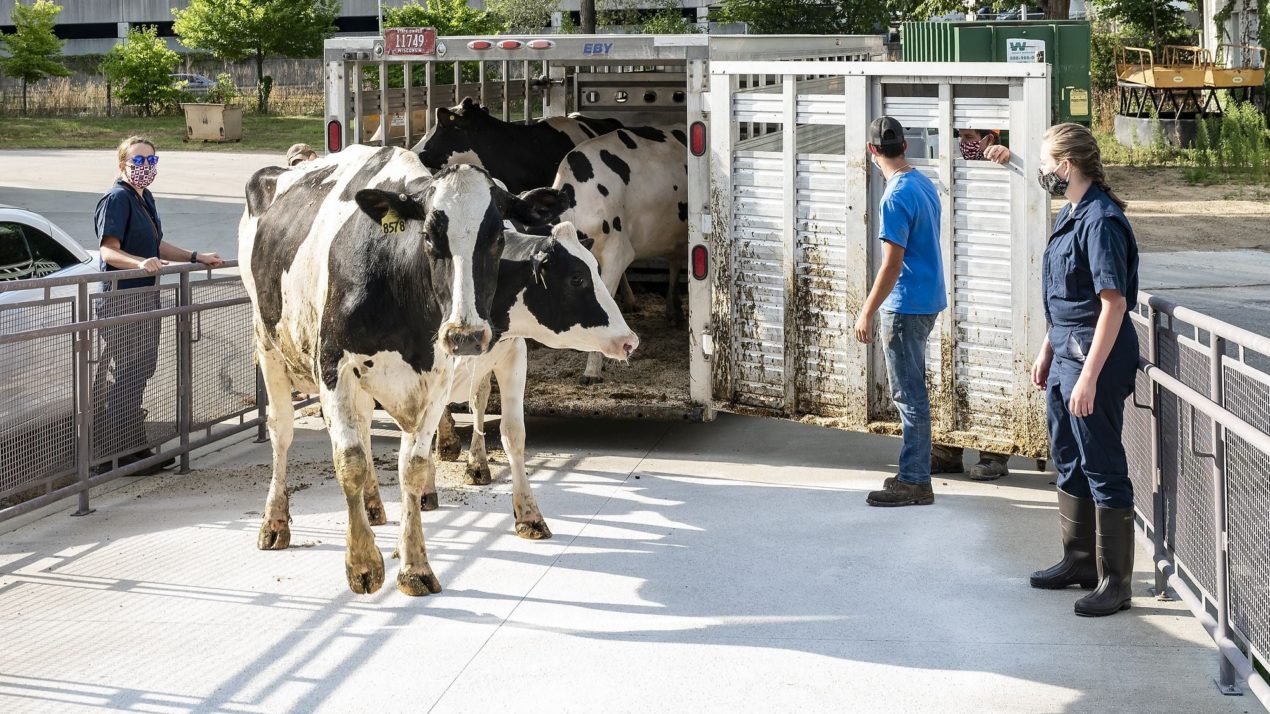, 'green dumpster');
902,20,1092,125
